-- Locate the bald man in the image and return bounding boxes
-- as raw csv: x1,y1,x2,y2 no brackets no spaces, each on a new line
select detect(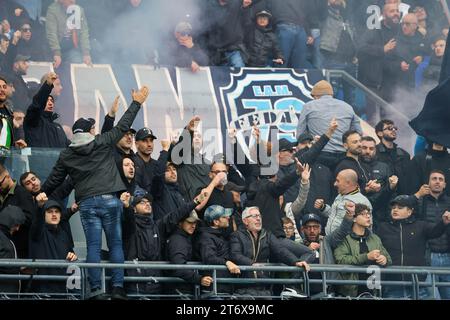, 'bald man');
315,169,372,235
357,3,401,104
394,13,428,90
